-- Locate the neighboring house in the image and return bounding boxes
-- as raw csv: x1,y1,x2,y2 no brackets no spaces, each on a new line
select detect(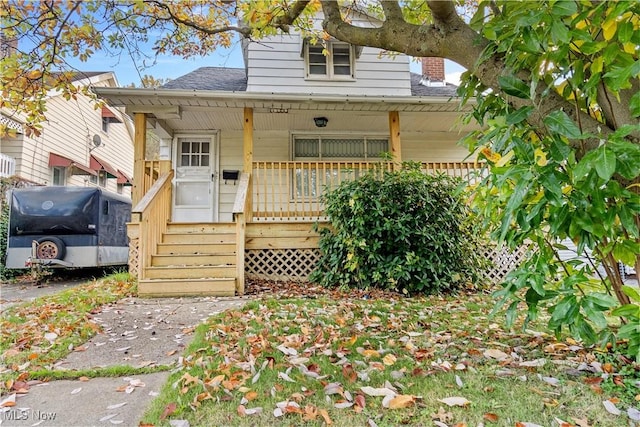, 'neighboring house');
0,72,134,196
94,15,482,297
